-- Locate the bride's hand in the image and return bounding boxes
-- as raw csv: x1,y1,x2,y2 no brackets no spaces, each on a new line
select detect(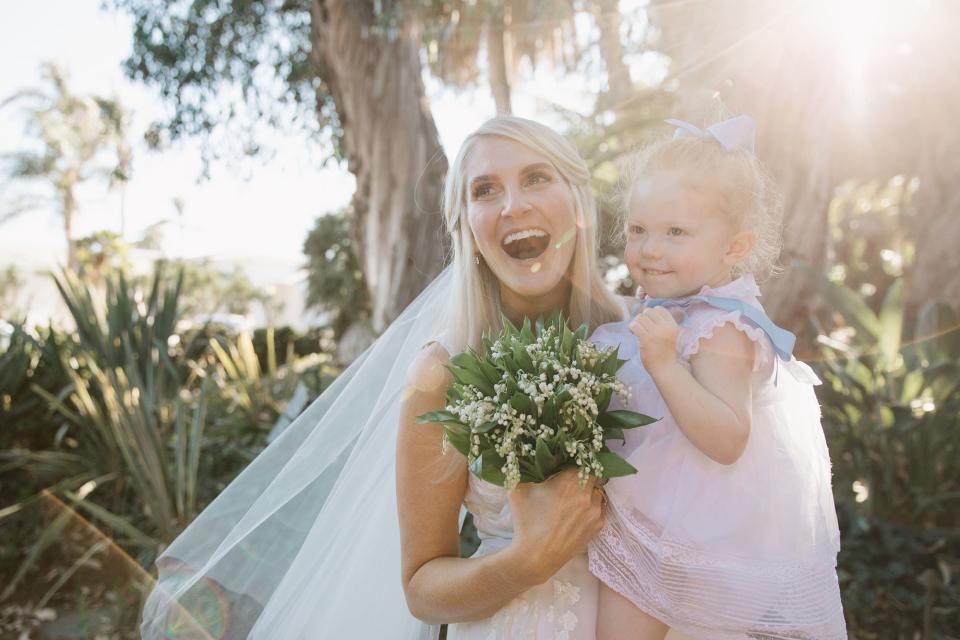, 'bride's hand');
506,468,604,584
